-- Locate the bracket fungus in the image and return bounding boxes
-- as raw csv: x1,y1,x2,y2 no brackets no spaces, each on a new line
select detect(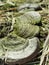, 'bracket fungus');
0,37,39,64
14,11,41,38
0,11,41,64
